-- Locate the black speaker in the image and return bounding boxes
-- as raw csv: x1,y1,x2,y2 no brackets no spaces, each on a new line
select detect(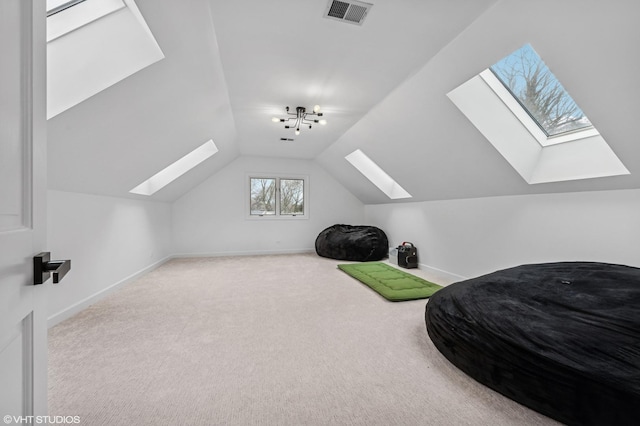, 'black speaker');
397,242,418,269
